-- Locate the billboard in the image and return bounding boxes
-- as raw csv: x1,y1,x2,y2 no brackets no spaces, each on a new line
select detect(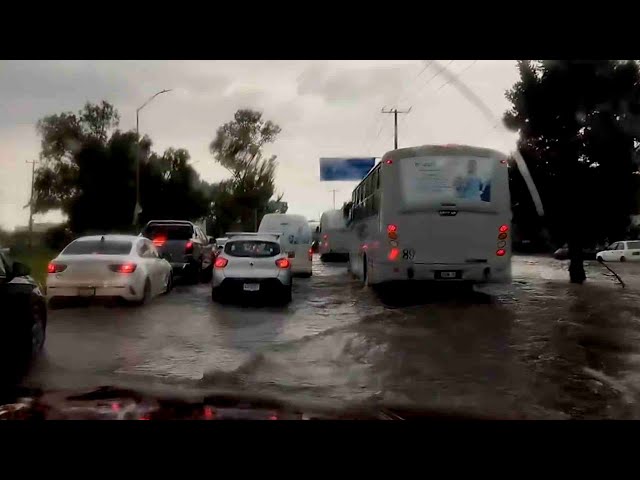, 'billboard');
319,158,375,181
